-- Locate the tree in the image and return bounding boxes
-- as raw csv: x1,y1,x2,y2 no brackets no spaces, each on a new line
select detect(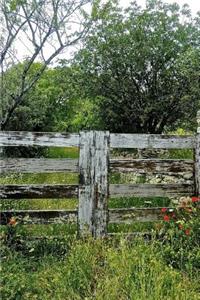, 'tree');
0,0,92,130
45,62,103,132
2,63,63,131
73,0,200,133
